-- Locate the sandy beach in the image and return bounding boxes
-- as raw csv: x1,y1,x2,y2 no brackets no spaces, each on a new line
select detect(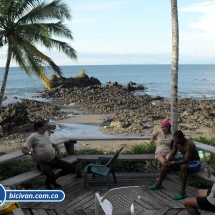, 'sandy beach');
50,114,145,152
0,113,145,153
0,109,213,154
